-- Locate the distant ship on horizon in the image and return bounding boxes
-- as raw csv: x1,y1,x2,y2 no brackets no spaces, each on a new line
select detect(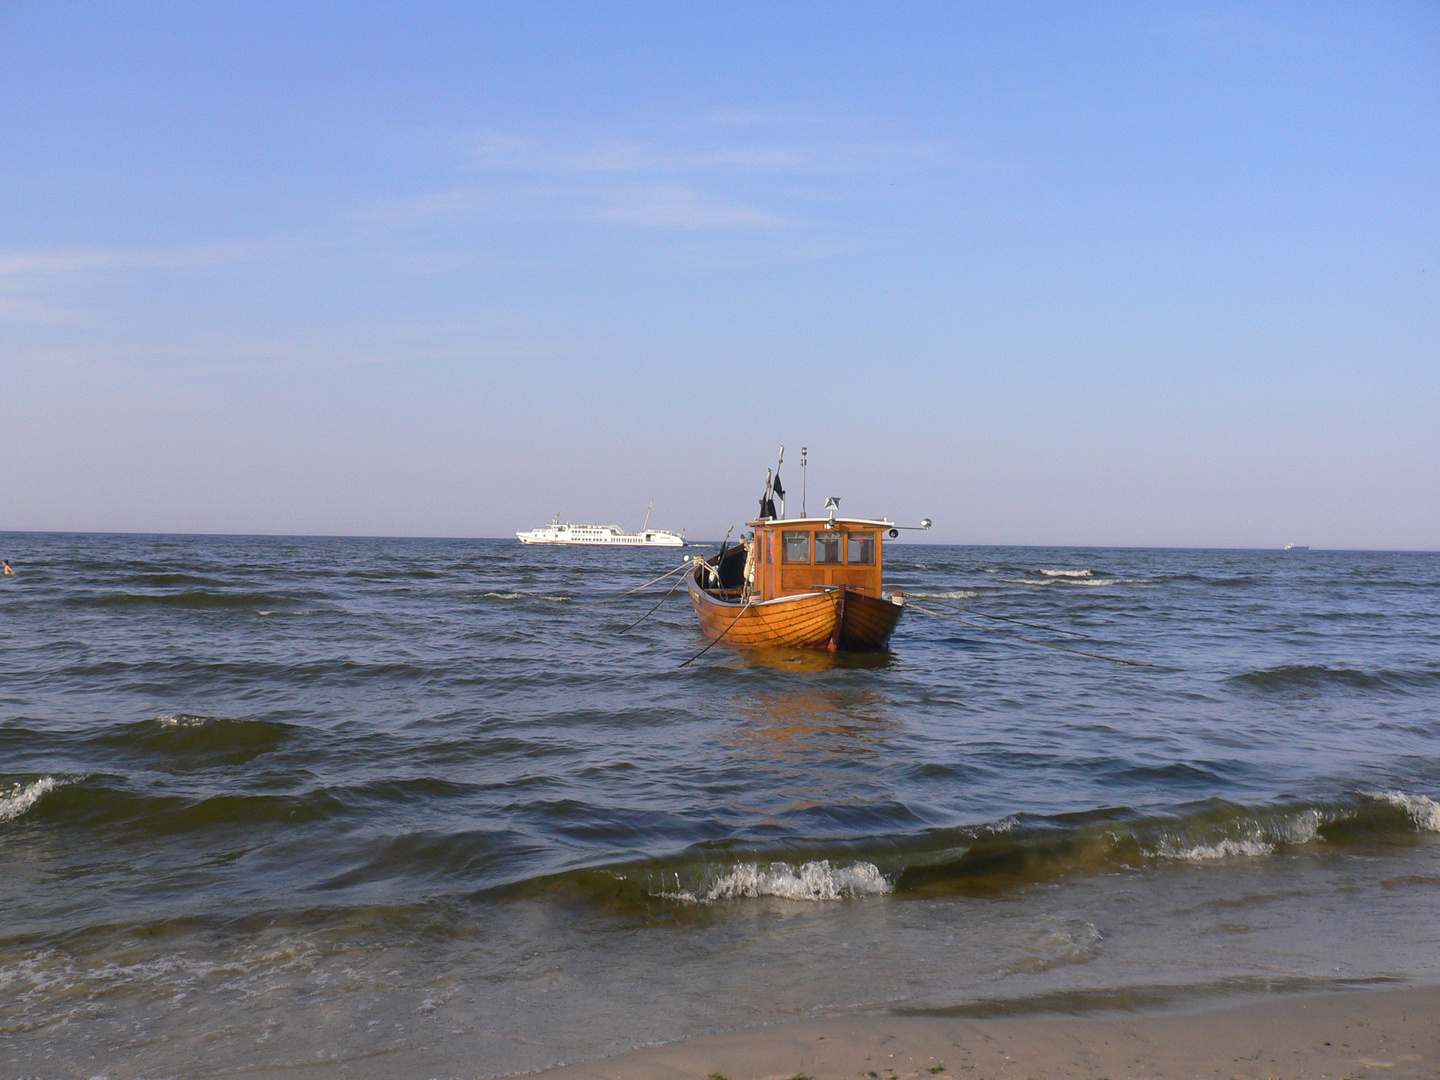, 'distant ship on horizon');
516,502,685,547
1284,543,1310,551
